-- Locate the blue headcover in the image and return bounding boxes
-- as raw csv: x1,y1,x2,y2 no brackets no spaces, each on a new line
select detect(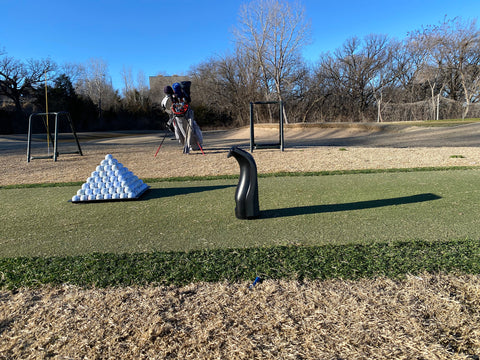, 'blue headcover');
172,83,184,98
